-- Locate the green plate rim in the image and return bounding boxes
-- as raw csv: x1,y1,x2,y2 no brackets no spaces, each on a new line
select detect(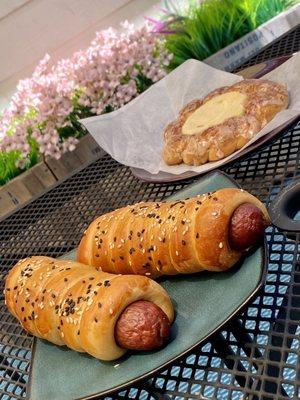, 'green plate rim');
27,170,268,400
